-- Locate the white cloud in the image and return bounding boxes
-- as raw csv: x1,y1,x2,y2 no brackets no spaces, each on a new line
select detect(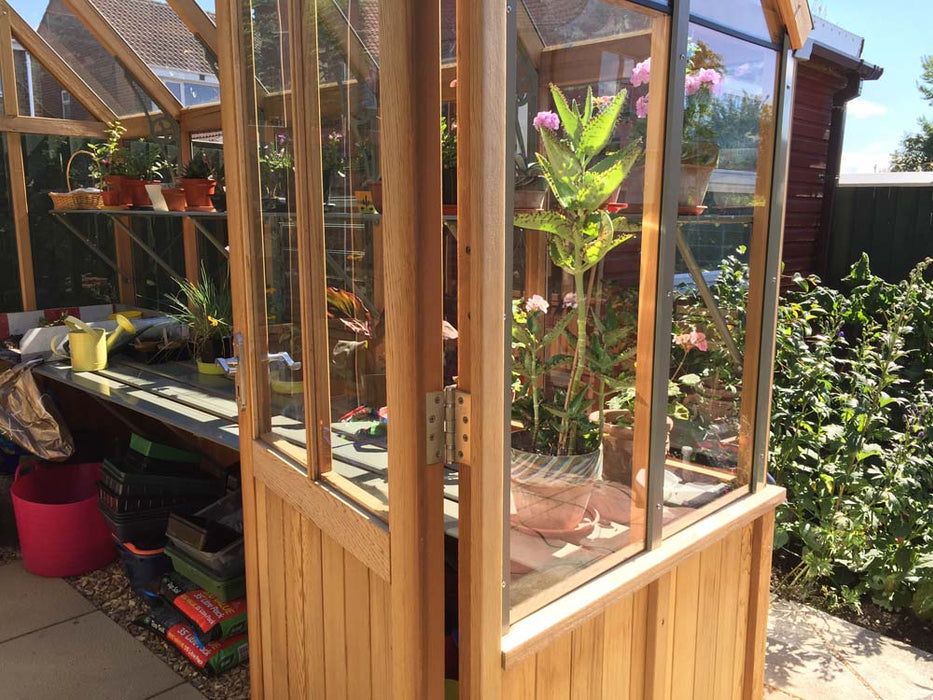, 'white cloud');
847,98,889,119
841,140,893,174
